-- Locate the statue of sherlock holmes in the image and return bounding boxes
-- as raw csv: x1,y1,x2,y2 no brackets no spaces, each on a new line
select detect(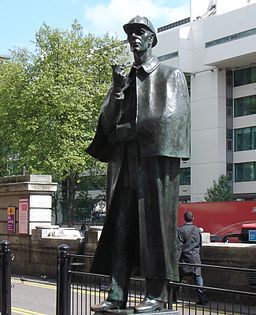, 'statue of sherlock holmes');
86,15,191,313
